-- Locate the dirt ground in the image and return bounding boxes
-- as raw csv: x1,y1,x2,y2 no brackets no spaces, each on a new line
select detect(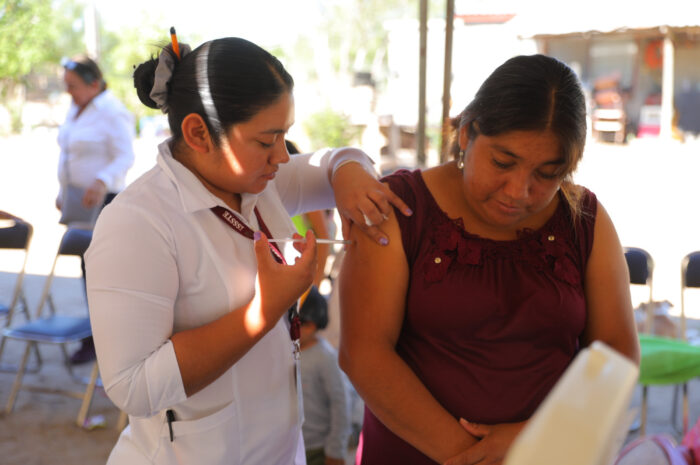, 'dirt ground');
2,130,700,464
